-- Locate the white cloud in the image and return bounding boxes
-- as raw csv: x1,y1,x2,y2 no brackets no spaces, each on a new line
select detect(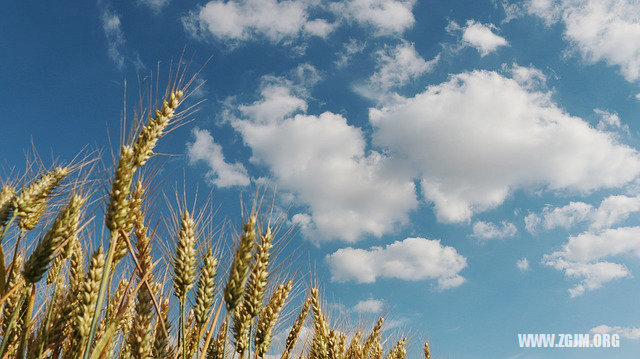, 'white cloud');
525,202,594,233
527,0,560,25
594,109,628,133
543,226,640,296
187,128,251,188
517,258,530,271
331,0,416,35
100,9,126,69
636,93,640,101
326,237,467,289
528,0,640,82
461,20,509,56
231,81,417,242
353,299,384,313
183,0,416,44
471,220,517,240
507,63,547,89
525,195,640,233
183,0,333,43
335,38,367,68
138,0,170,13
356,42,439,101
591,325,640,340
369,69,640,223
238,84,308,123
